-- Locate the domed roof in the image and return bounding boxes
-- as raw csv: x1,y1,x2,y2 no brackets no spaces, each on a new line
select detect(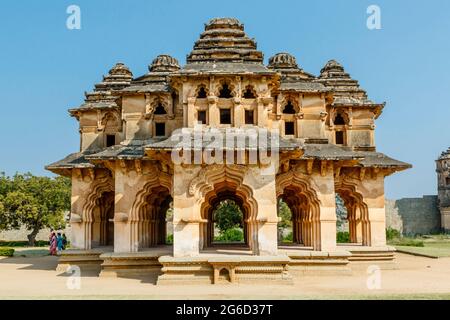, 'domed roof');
94,62,133,91
268,53,299,69
317,60,372,103
149,54,180,72
205,17,243,30
319,59,345,77
439,148,450,160
186,17,263,64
